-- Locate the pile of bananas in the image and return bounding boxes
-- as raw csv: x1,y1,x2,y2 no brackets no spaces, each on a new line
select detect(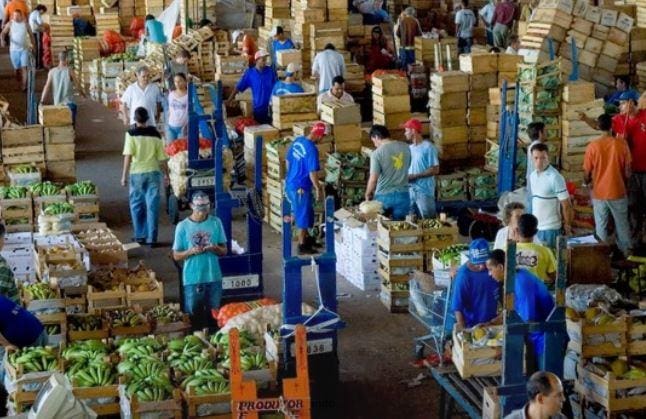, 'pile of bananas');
5,217,30,225
117,337,164,361
8,346,58,373
68,315,103,331
119,359,173,402
29,182,62,196
68,361,116,388
387,221,416,231
43,202,74,215
106,309,145,328
220,351,268,372
66,181,97,196
148,305,184,325
10,164,38,174
167,336,214,375
0,185,28,199
181,369,229,395
62,340,109,365
209,329,256,350
24,283,57,300
418,218,448,229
